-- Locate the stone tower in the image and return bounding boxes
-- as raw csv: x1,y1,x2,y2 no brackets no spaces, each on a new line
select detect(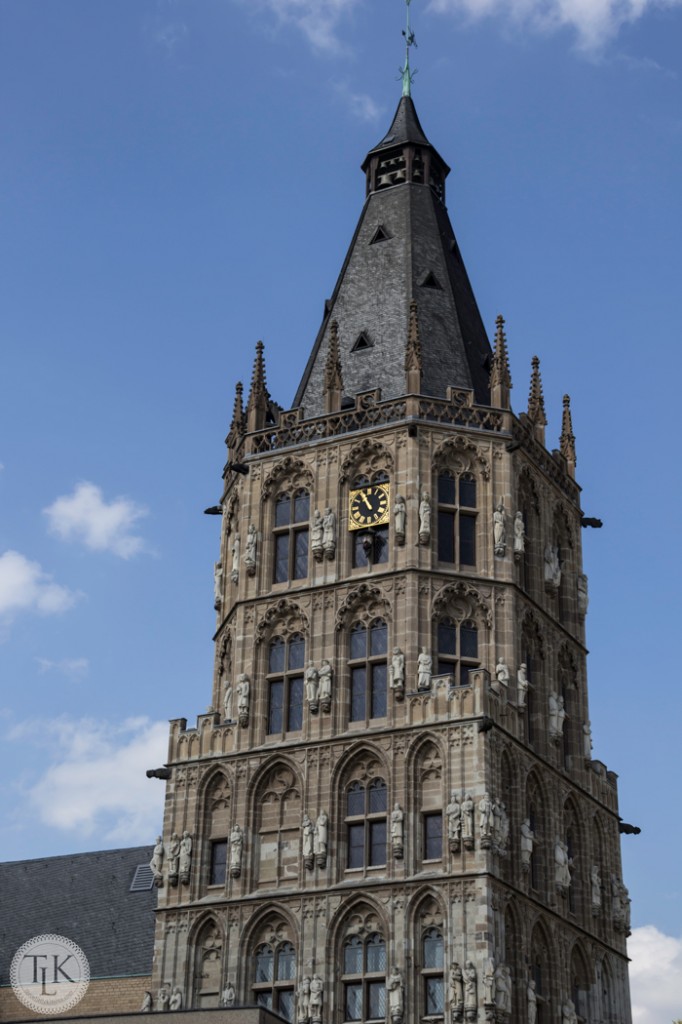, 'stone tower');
152,93,633,1024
